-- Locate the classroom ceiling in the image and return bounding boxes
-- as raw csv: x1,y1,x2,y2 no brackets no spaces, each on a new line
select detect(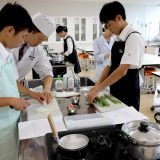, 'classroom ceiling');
42,0,160,5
